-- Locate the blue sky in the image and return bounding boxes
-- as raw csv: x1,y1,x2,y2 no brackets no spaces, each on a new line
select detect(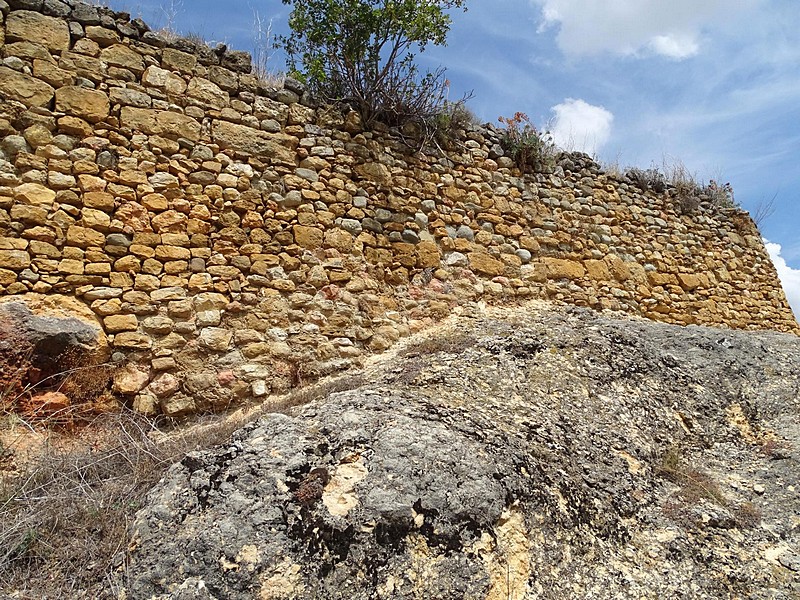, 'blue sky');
103,0,800,315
